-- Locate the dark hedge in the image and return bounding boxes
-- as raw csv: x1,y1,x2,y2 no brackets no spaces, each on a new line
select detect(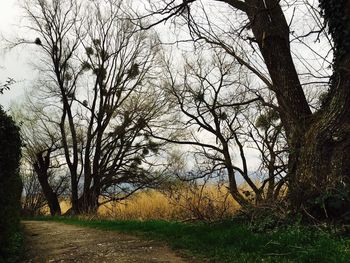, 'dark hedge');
0,107,23,262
